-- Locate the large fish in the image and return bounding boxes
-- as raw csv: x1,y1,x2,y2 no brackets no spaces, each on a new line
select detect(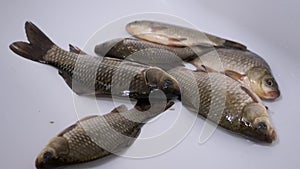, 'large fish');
9,22,180,100
94,38,212,70
126,20,246,49
190,48,280,100
168,67,277,143
35,100,174,168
